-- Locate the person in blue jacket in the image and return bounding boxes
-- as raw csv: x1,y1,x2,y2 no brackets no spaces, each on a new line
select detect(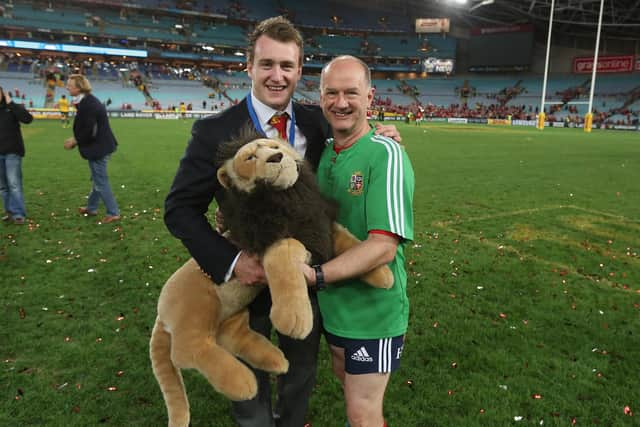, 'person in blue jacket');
64,74,120,223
